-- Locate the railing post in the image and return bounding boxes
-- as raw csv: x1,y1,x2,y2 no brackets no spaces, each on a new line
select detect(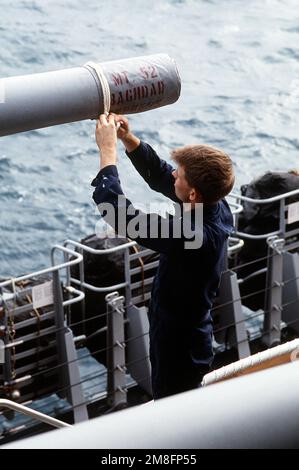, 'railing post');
263,236,285,347
106,292,127,409
78,246,86,336
124,248,132,307
282,251,299,334
216,270,250,359
0,288,16,416
52,270,88,423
